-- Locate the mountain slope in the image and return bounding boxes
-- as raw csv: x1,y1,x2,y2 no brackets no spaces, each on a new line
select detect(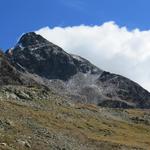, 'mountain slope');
0,50,39,86
0,86,150,150
5,32,150,108
0,50,28,85
97,71,150,108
